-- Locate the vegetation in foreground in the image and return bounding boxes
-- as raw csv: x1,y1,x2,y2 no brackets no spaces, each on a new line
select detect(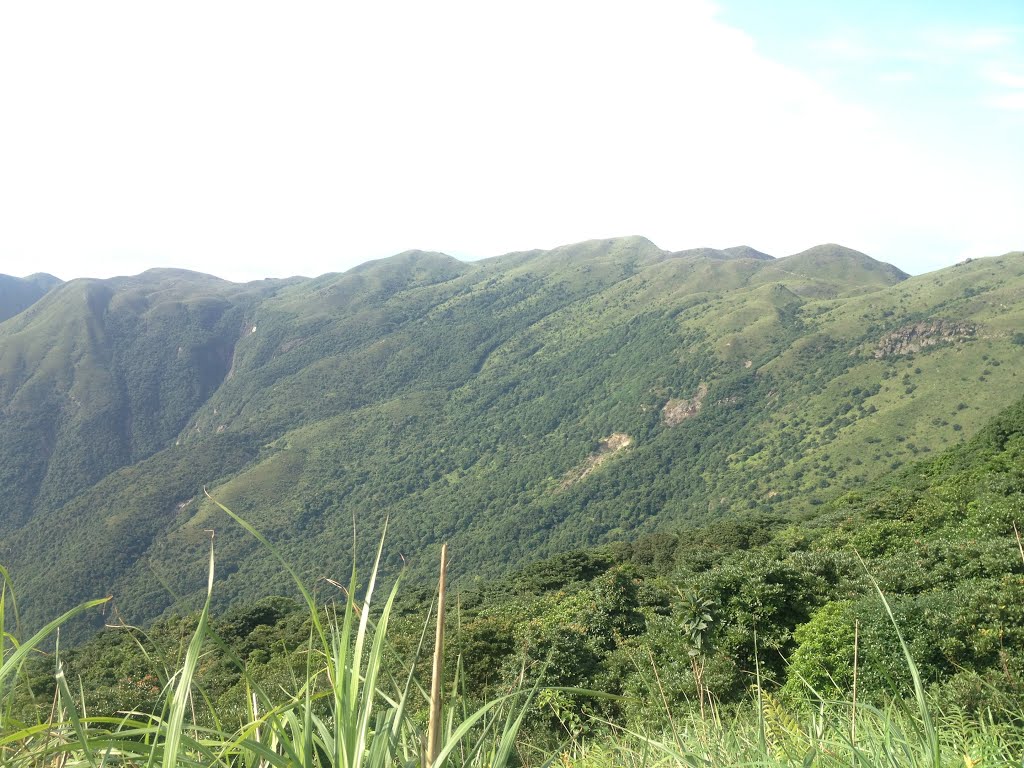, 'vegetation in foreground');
3,522,1024,767
4,394,1024,765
